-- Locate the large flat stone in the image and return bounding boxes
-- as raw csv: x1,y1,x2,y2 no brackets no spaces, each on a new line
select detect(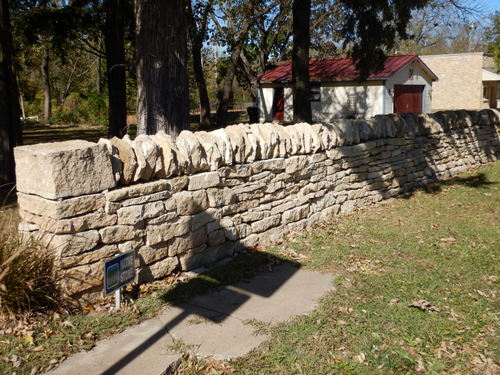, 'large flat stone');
15,140,116,199
17,192,105,220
